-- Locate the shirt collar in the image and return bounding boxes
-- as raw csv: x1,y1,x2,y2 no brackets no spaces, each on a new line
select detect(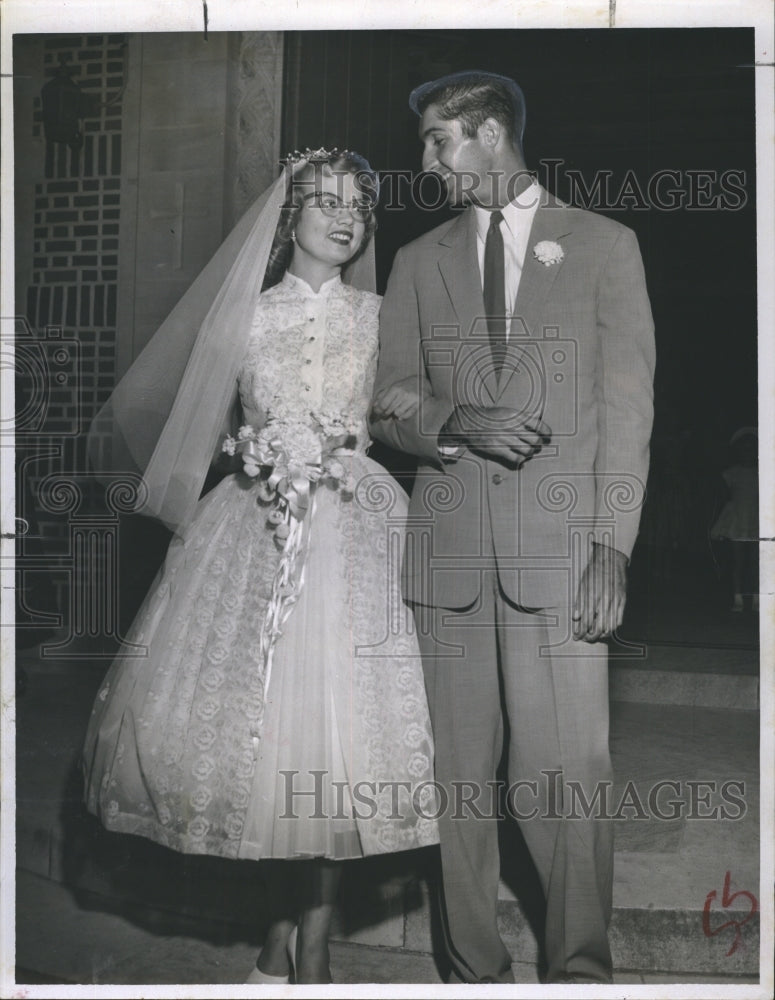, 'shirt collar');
473,179,541,242
282,270,343,297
